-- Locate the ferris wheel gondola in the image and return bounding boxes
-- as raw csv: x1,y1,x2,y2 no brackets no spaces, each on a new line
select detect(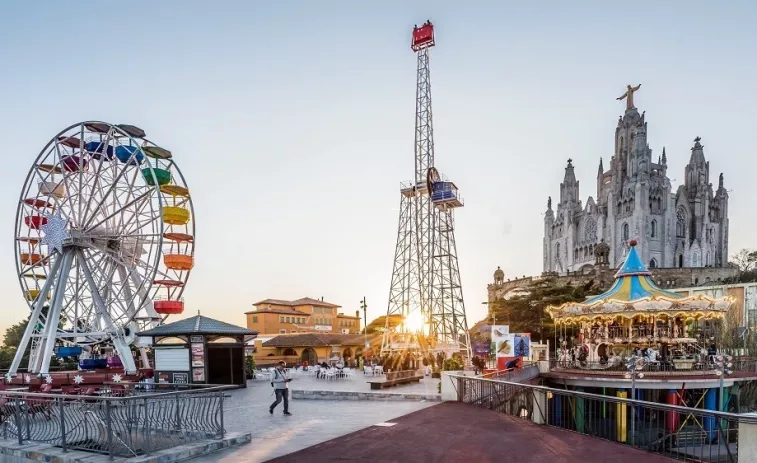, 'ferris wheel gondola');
11,121,195,376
